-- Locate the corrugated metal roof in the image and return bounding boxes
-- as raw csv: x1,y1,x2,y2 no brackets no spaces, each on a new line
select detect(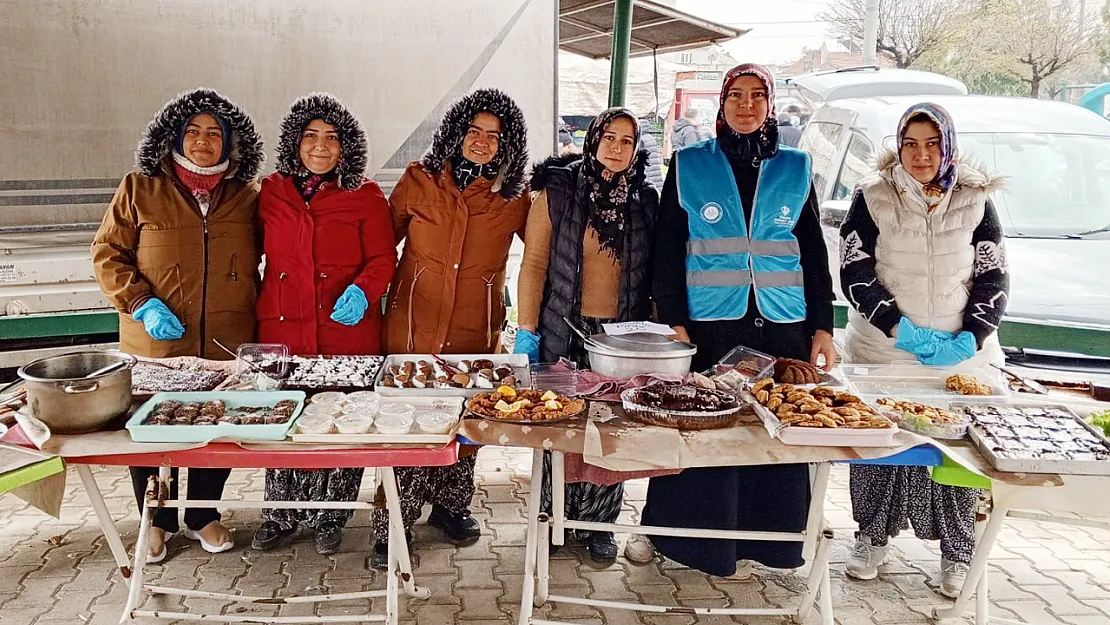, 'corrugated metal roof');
560,0,745,60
